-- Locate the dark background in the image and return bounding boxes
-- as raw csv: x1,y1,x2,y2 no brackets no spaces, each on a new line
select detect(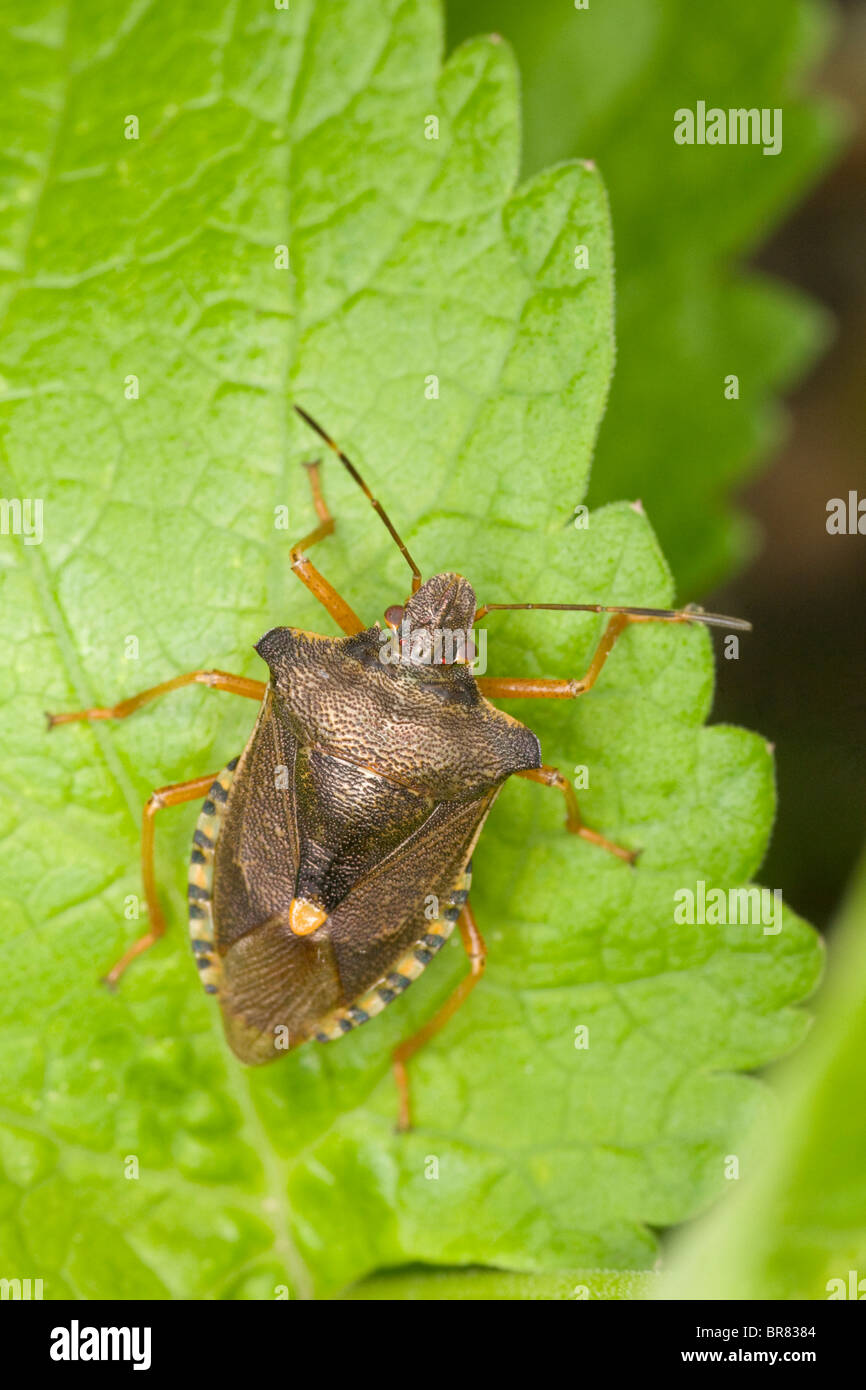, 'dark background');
447,0,865,934
710,0,865,932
